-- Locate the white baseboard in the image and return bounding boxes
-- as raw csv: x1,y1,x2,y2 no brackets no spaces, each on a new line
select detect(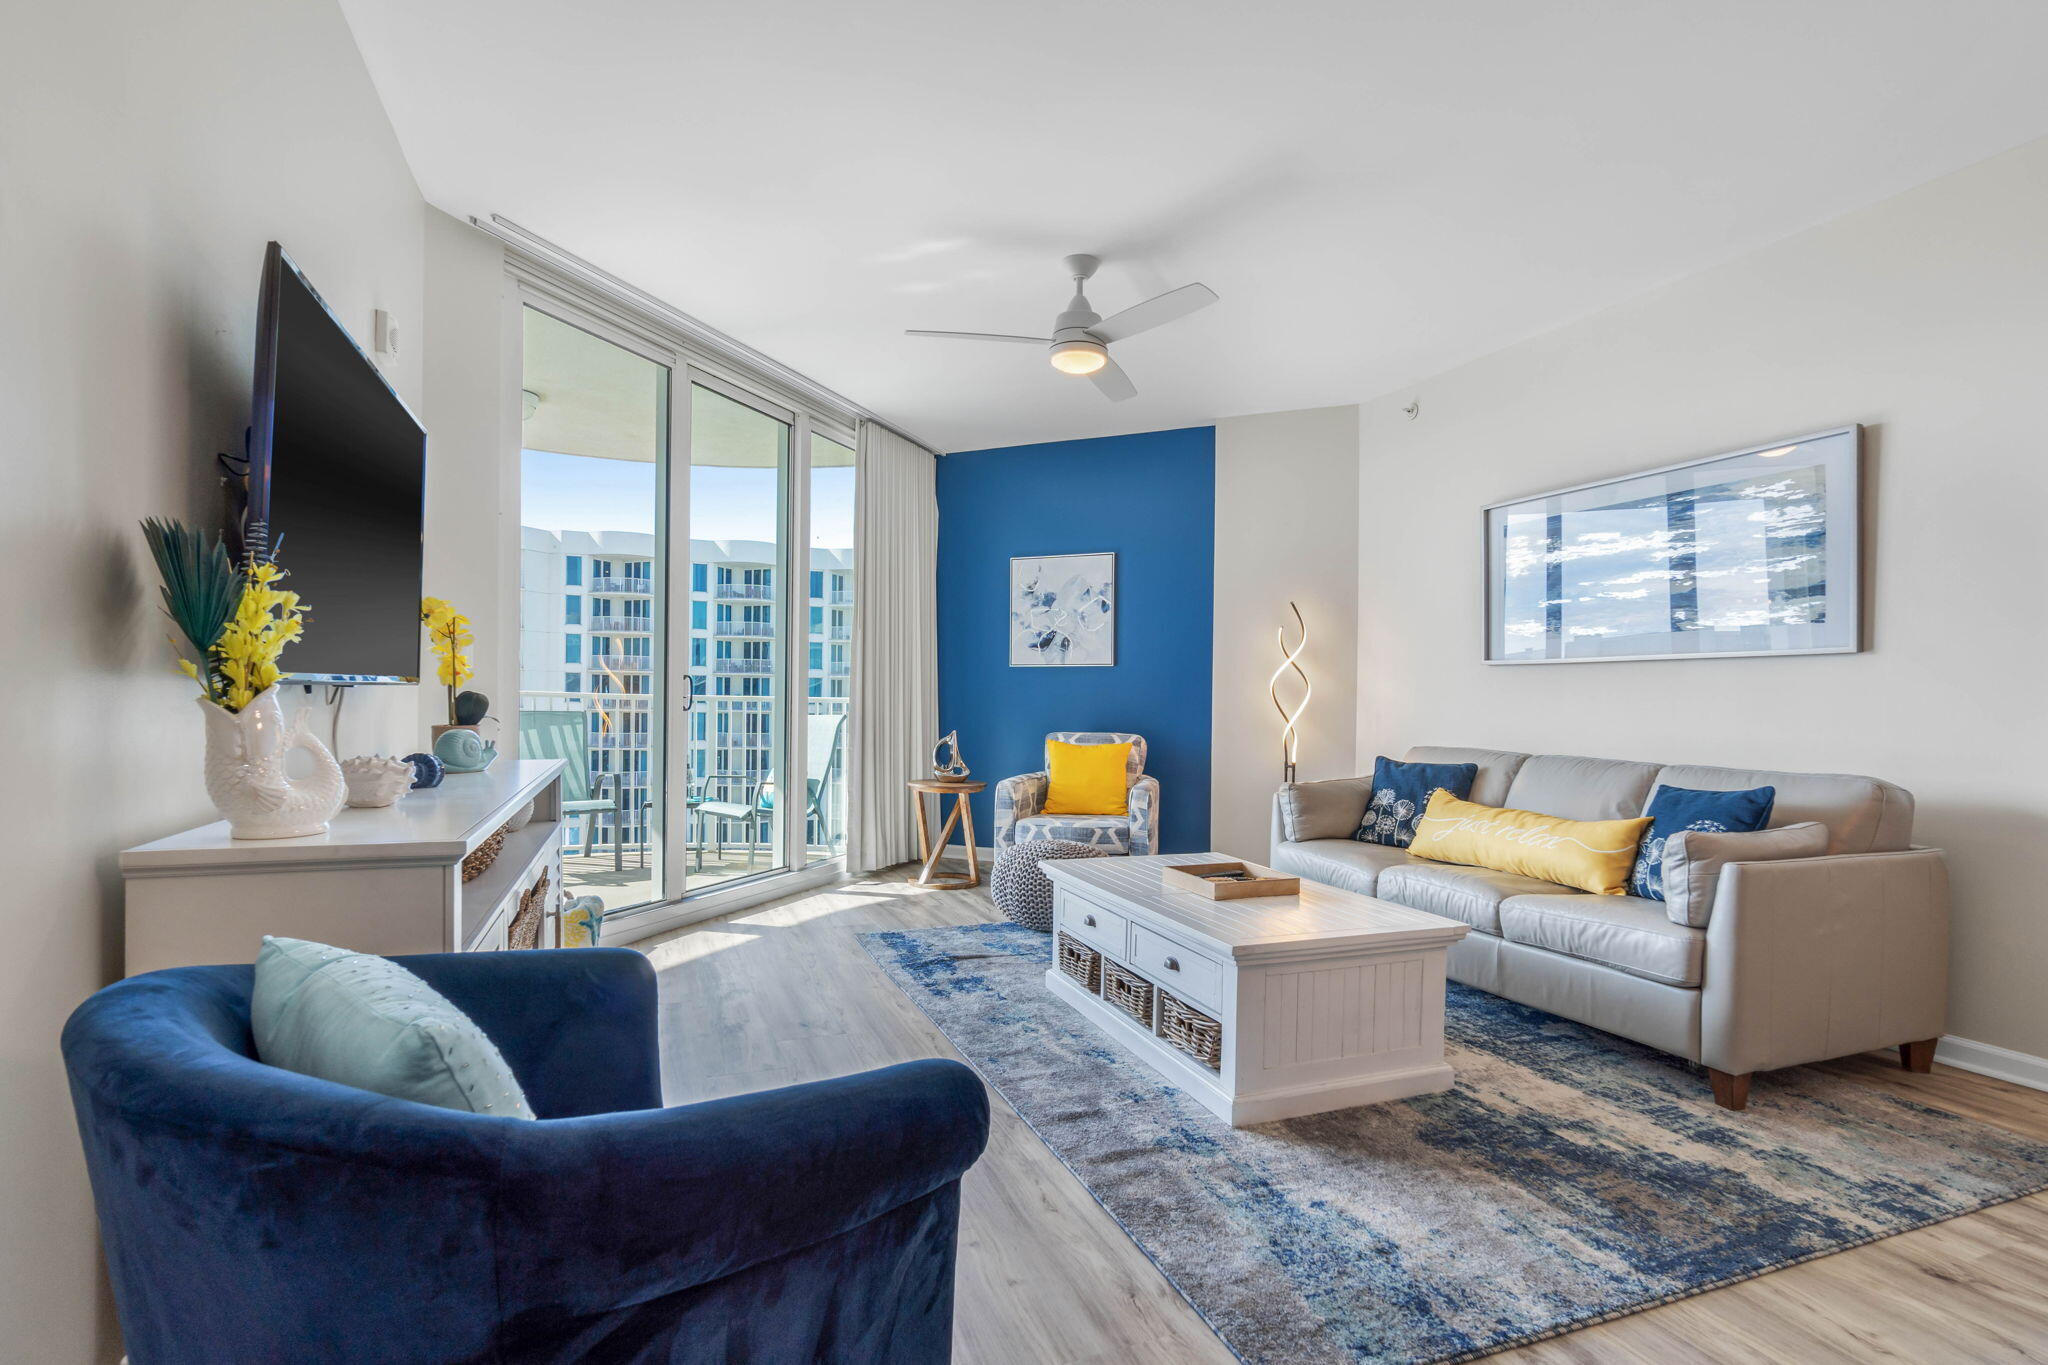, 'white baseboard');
1936,1034,2048,1093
